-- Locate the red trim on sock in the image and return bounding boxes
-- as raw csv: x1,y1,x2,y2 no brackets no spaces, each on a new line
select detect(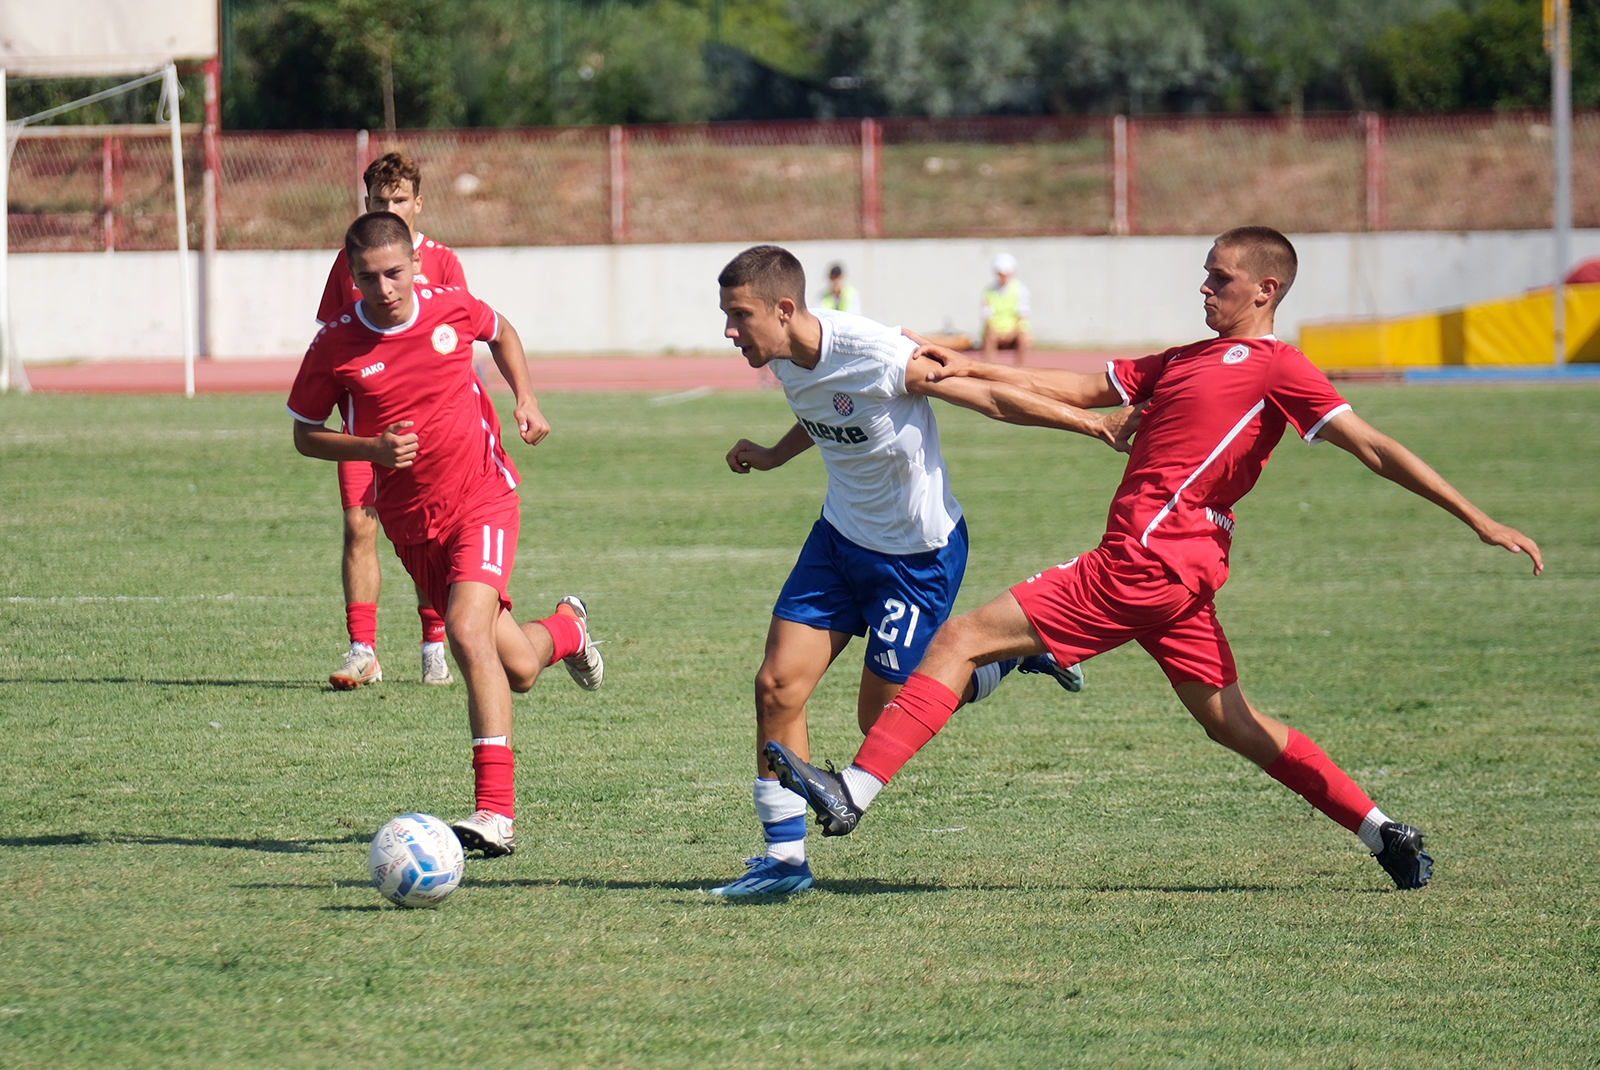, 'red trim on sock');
1263,728,1375,833
852,672,962,784
537,612,584,665
345,602,377,648
417,606,446,645
472,743,515,819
